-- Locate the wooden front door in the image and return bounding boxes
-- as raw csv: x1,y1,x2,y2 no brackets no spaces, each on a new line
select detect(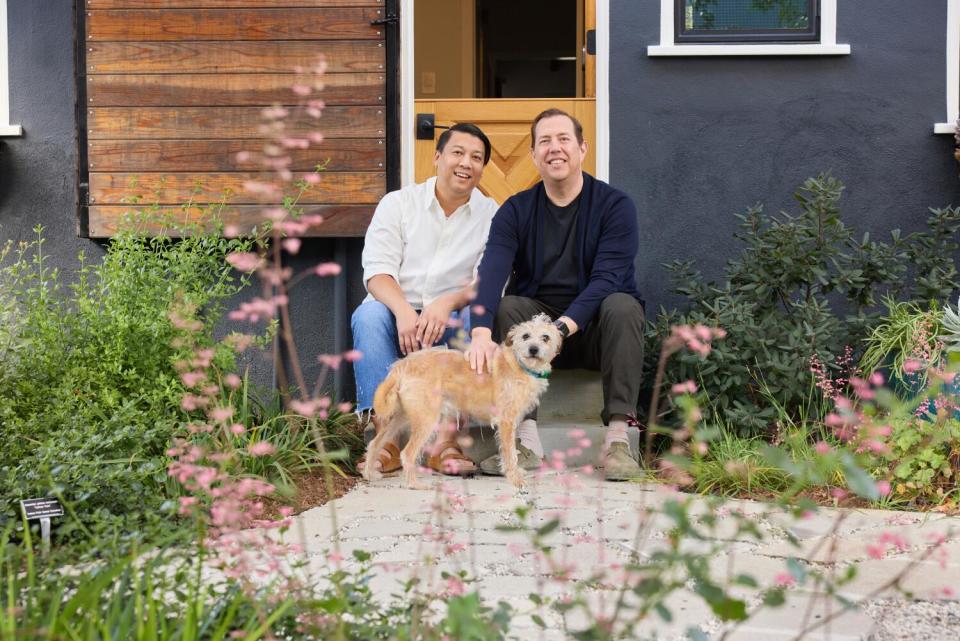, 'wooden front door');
414,99,595,204
413,0,596,204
